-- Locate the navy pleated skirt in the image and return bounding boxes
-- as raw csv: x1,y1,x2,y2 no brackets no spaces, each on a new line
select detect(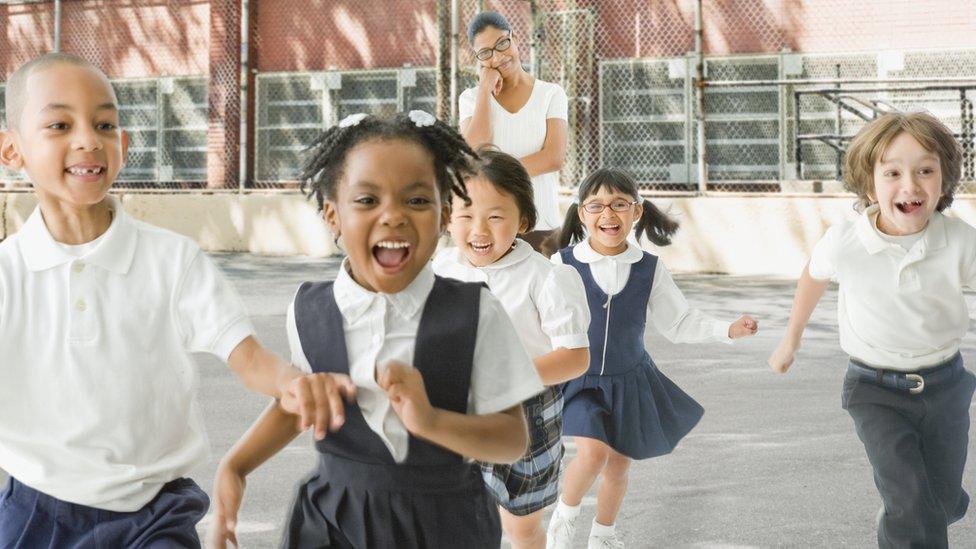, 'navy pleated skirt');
282,453,501,548
561,359,703,460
